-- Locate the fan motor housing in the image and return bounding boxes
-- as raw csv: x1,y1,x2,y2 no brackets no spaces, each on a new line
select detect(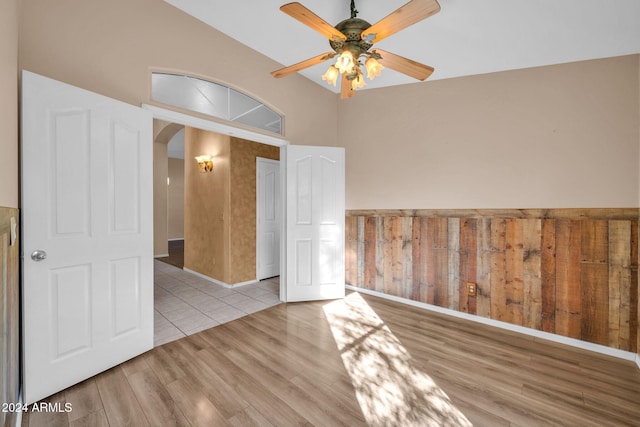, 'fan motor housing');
330,18,373,54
